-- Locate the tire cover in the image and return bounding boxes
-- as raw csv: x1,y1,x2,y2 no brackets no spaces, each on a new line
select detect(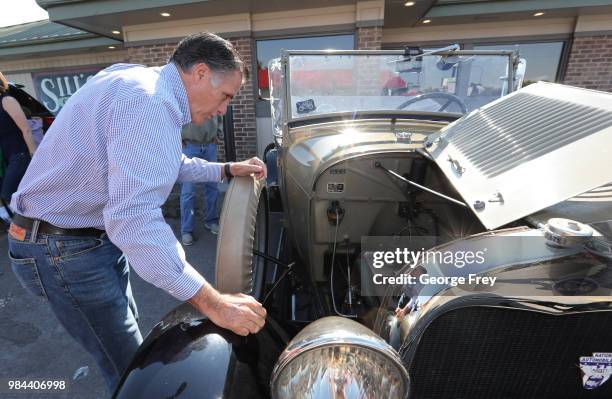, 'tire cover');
215,176,265,294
